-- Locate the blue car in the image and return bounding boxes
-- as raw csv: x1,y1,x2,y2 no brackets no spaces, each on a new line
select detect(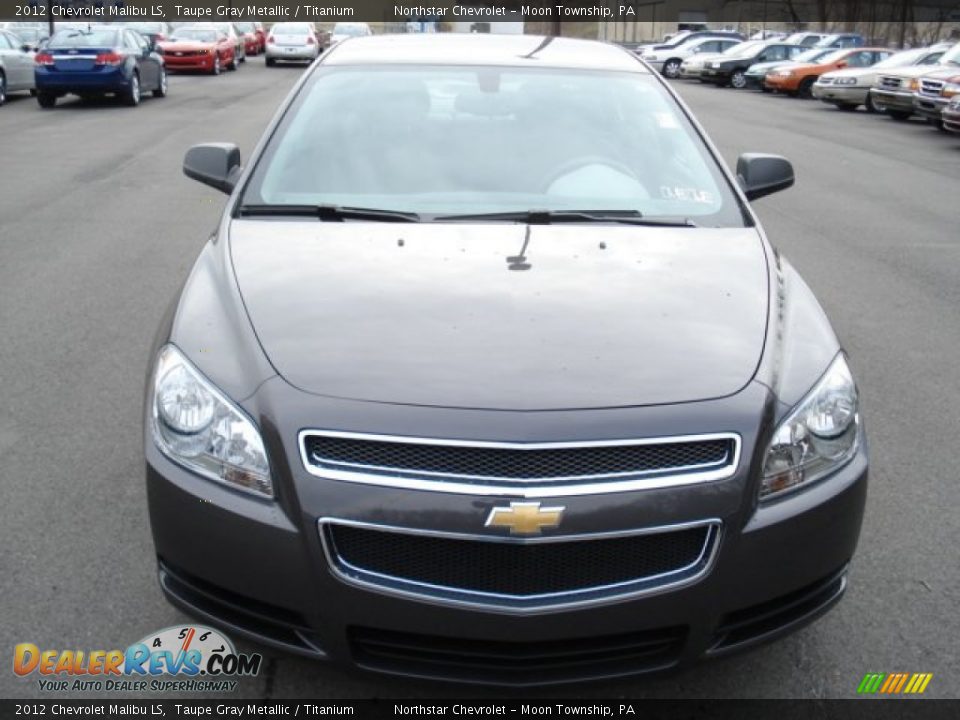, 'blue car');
34,25,166,108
